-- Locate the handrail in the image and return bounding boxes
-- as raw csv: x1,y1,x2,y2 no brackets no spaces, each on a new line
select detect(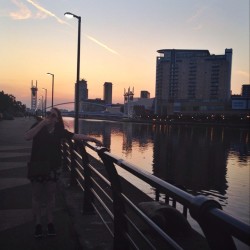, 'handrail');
61,139,250,250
